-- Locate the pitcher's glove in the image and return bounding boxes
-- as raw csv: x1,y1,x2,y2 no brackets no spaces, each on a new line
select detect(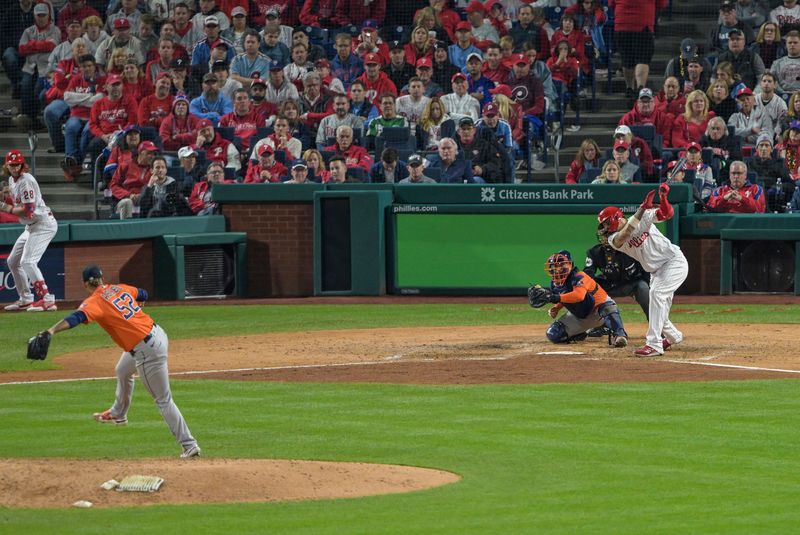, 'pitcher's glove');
528,285,557,308
27,331,51,361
